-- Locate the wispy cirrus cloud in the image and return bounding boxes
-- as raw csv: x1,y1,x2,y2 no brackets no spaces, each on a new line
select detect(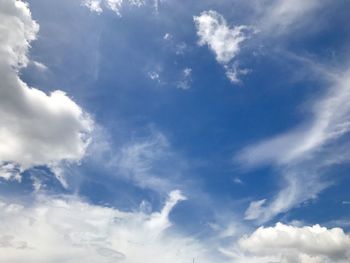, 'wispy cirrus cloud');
84,127,187,193
257,0,326,34
115,131,175,190
236,63,350,222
